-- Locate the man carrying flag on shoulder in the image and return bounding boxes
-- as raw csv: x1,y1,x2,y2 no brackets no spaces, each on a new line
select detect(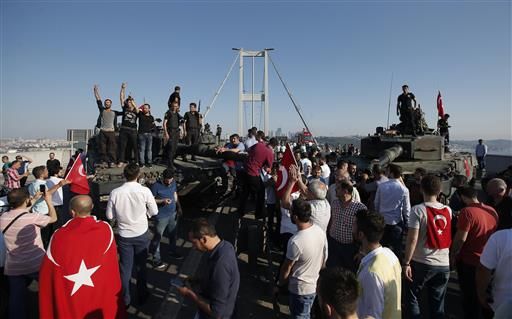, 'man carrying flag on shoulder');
403,174,452,319
39,195,126,318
